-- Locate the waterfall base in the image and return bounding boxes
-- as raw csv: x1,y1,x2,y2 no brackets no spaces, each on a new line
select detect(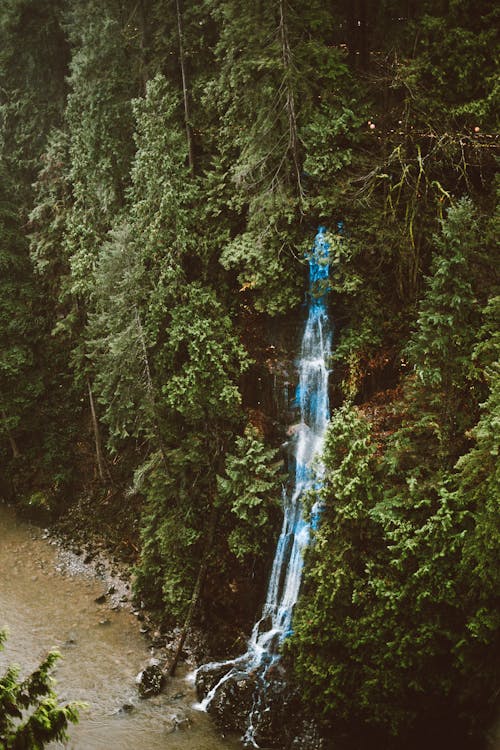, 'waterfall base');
195,660,326,750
